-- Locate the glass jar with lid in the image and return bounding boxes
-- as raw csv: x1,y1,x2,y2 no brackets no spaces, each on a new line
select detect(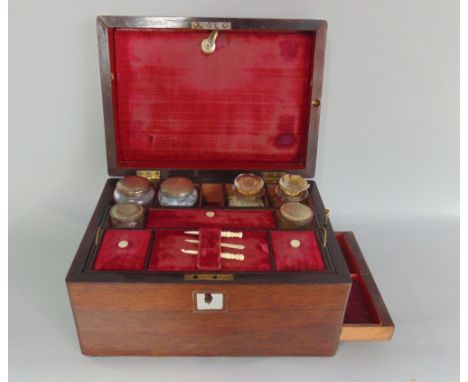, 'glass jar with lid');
158,177,198,207
110,203,146,229
278,202,313,229
276,174,310,203
113,176,155,207
228,173,265,207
